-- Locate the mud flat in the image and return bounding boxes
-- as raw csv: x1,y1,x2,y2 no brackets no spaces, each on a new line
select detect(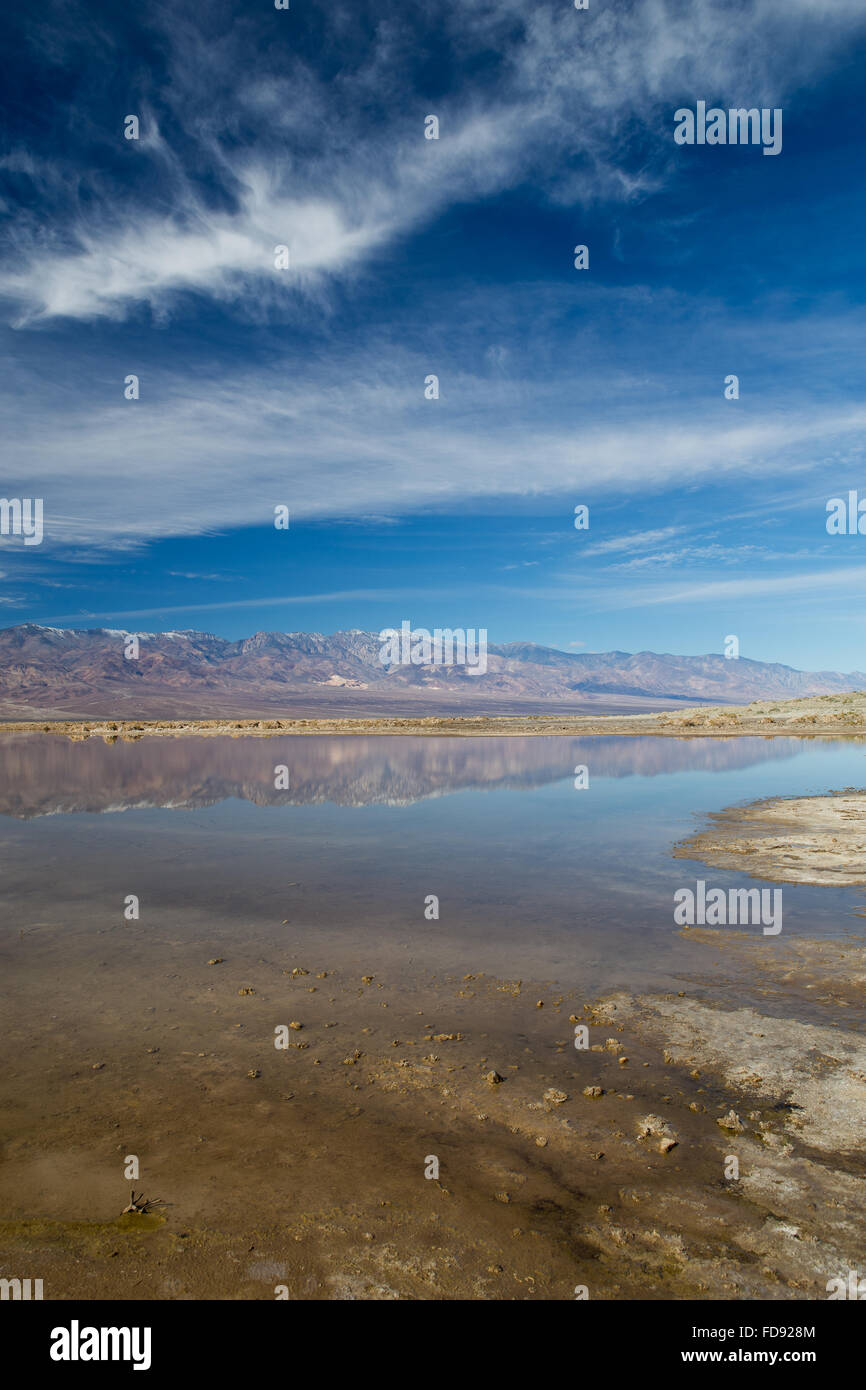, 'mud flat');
677,789,866,887
2,690,866,741
588,933,866,1297
1,911,864,1300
